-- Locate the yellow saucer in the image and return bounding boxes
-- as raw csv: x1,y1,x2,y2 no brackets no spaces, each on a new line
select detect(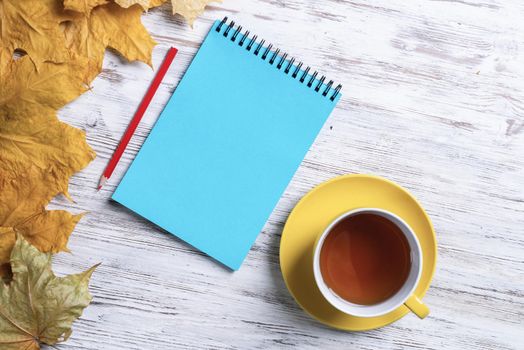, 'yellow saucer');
279,174,437,331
